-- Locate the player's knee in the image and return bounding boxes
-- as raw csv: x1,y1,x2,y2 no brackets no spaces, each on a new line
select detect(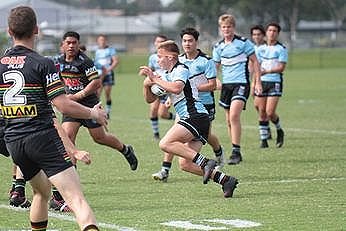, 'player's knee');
158,139,170,153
